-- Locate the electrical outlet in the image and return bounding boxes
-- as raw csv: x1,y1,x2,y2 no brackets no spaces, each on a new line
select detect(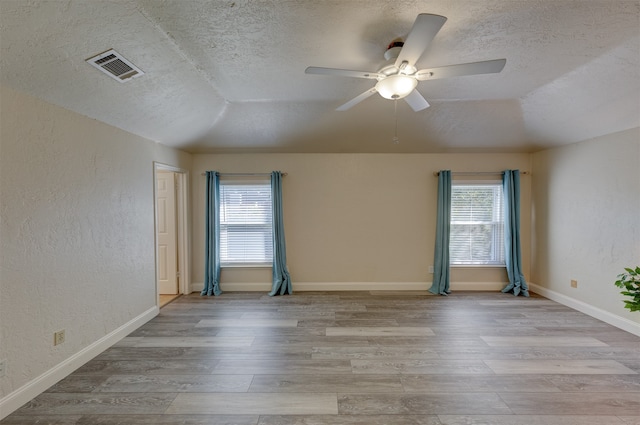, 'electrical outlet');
0,359,6,377
428,265,434,274
571,279,578,288
54,330,65,346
